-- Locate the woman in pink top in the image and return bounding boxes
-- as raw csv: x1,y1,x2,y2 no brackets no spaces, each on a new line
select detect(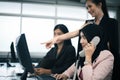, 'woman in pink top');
54,24,114,80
